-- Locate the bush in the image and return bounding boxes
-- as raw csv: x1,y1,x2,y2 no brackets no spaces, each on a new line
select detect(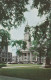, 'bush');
0,63,6,68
